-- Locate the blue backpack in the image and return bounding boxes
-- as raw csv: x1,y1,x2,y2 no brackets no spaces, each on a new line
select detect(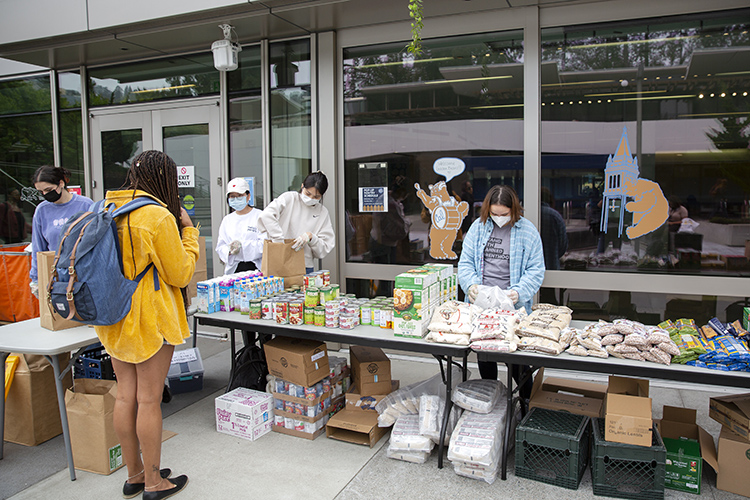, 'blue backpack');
46,197,162,326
